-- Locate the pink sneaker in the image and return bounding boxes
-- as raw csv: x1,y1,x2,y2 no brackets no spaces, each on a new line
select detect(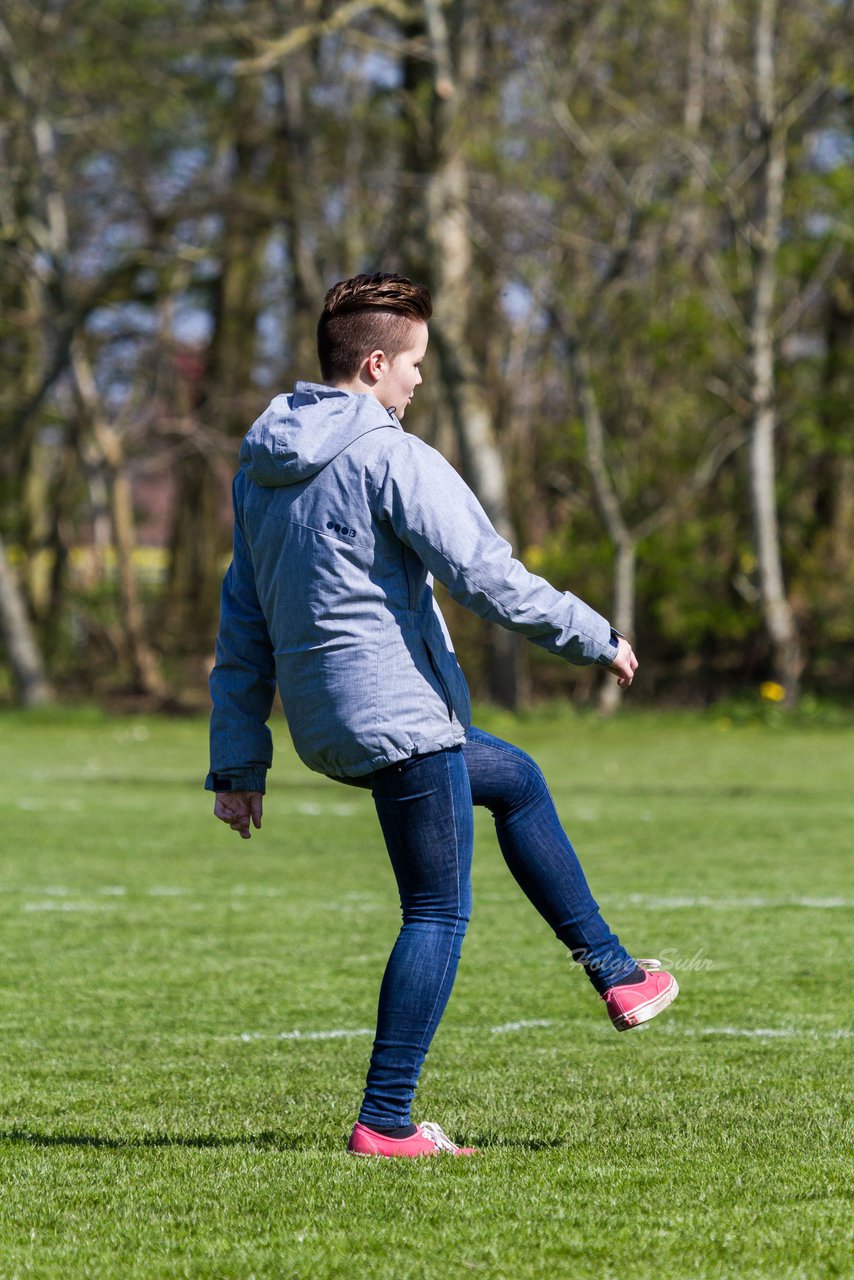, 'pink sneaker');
603,960,679,1031
347,1121,479,1158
